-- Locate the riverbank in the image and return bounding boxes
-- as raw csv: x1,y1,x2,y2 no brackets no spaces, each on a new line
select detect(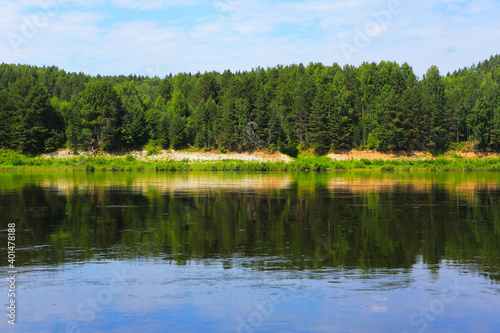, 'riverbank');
327,149,500,160
2,148,500,171
42,148,294,163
